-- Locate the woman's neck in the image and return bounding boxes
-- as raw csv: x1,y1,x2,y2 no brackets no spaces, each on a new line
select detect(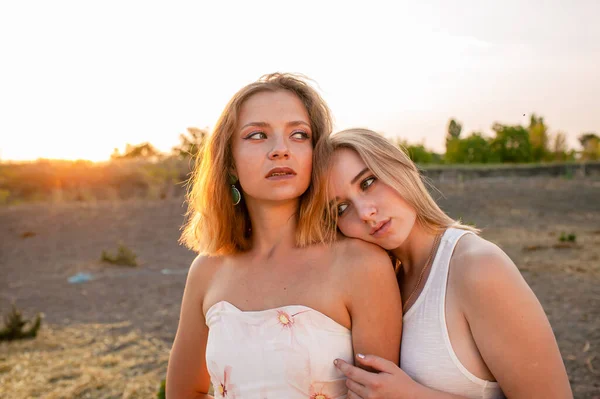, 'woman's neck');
245,198,300,259
391,225,439,280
